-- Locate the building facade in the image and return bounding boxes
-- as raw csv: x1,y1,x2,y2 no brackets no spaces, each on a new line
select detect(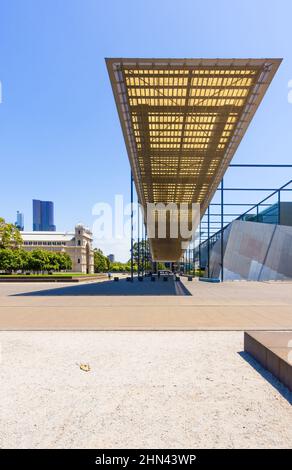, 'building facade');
21,224,94,273
207,219,292,281
15,211,24,231
243,202,292,227
33,199,56,231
